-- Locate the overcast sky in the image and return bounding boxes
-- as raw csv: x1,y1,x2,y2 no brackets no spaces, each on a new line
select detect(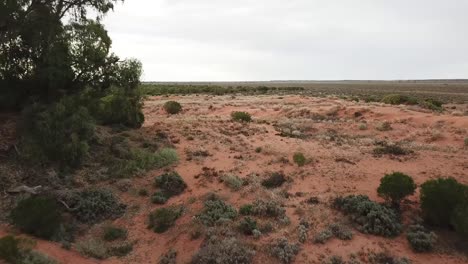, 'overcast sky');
103,0,468,81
